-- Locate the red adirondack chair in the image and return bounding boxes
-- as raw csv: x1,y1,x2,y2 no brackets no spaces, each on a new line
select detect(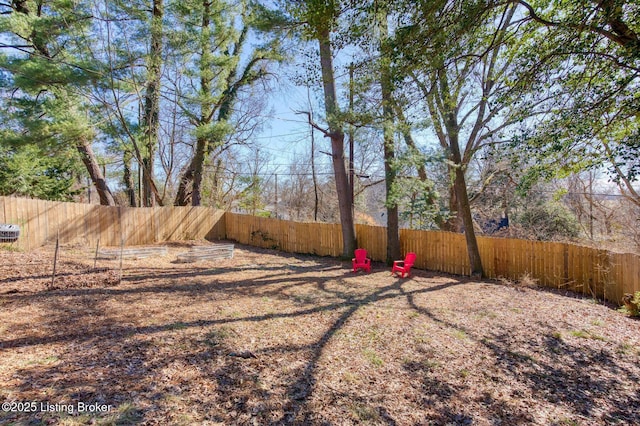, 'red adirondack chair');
352,248,371,273
392,252,416,278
